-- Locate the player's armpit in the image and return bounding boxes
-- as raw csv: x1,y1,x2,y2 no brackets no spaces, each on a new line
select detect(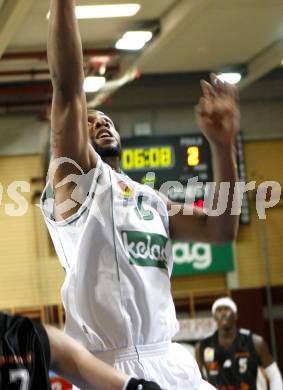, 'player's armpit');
157,190,236,243
156,191,207,241
169,203,211,242
157,191,231,243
